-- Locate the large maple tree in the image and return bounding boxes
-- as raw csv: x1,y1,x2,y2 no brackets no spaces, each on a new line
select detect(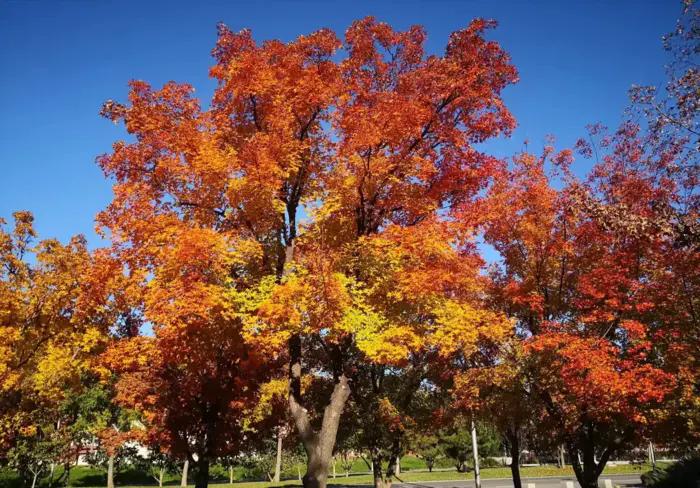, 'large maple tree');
98,16,517,488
